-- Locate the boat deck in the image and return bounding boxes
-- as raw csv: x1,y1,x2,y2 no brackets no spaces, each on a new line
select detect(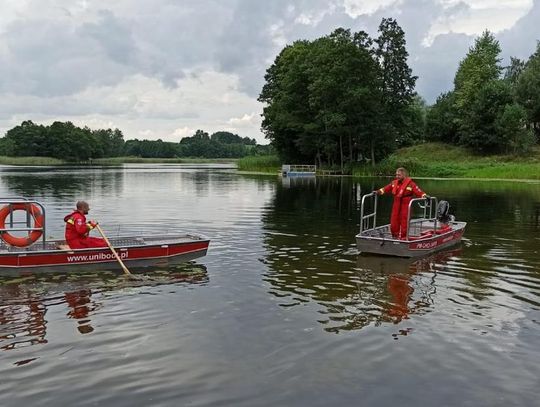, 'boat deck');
359,219,444,240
